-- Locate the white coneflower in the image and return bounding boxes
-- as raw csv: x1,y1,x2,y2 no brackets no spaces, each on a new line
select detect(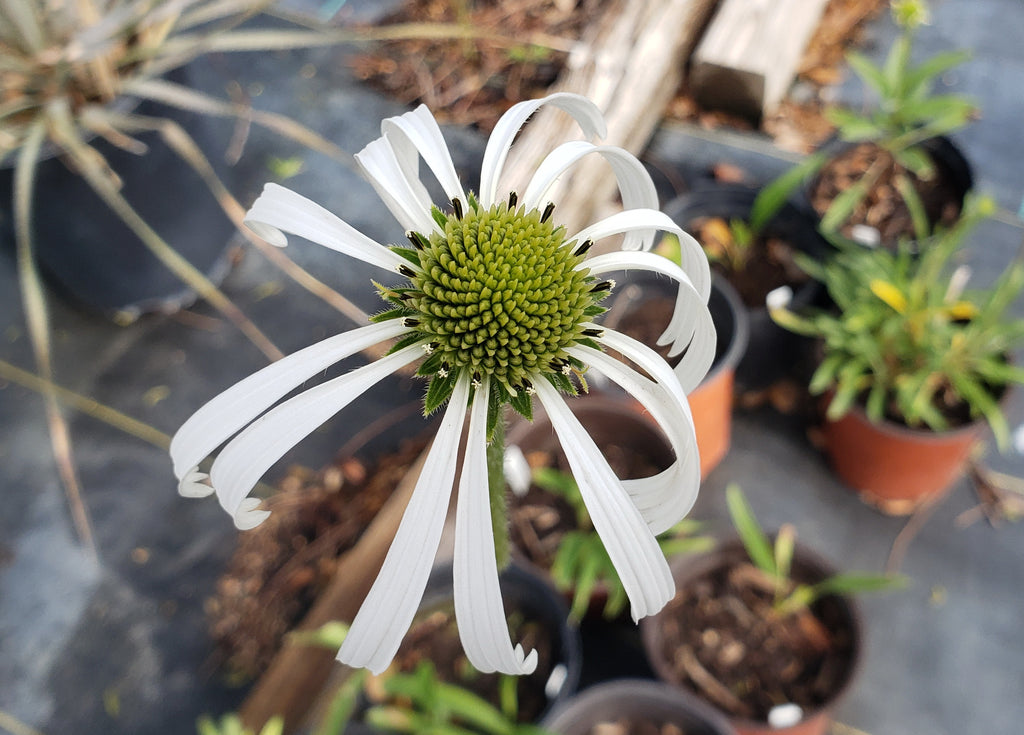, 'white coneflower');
170,94,714,676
